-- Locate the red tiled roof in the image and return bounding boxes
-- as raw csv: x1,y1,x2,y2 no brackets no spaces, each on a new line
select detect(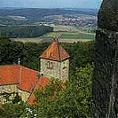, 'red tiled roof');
0,65,49,105
40,40,70,61
27,77,49,105
0,65,19,85
0,65,38,93
17,66,38,92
